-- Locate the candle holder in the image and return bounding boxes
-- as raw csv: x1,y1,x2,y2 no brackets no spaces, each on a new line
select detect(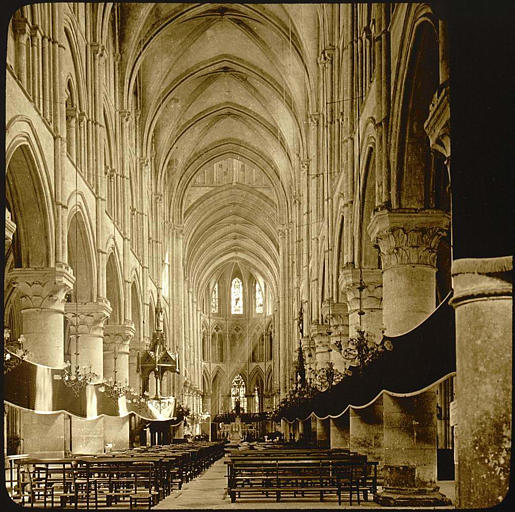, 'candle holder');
3,329,30,374
62,361,98,396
